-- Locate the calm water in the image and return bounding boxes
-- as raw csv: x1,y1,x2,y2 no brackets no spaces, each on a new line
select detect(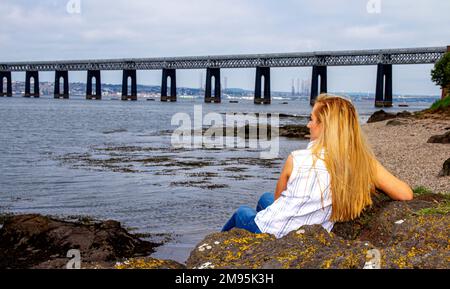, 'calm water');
0,94,437,263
